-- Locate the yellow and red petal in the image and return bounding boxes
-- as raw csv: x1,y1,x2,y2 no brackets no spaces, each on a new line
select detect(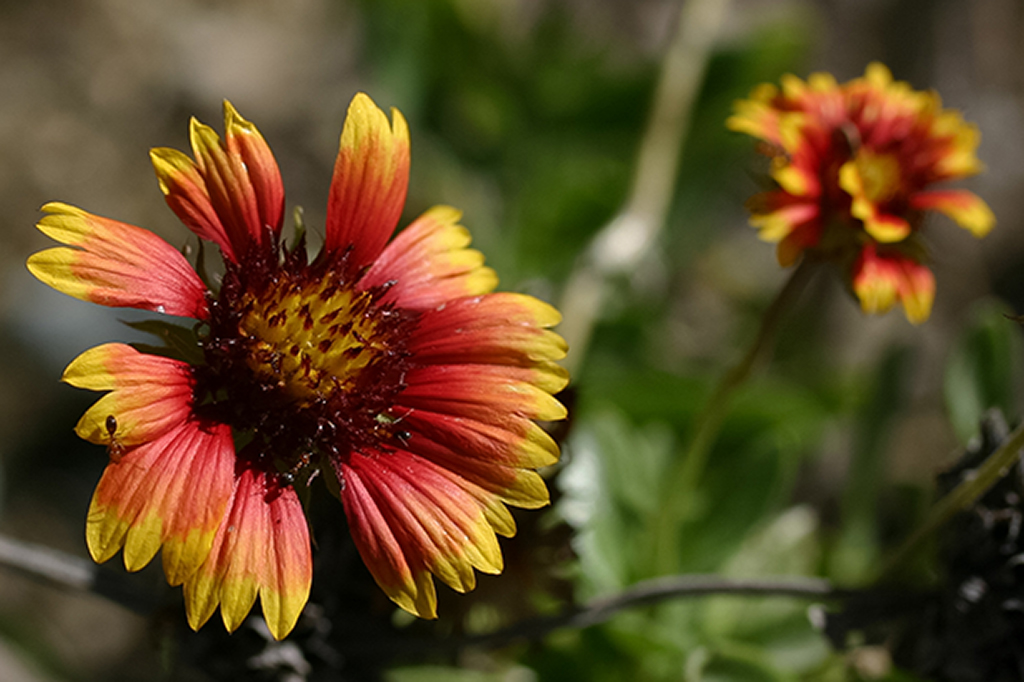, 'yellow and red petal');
27,203,208,319
780,71,843,114
853,254,898,317
399,428,552,511
63,343,193,448
387,395,561,507
852,246,935,324
86,419,235,585
776,221,822,268
150,147,235,258
897,260,936,324
183,467,311,640
861,211,912,244
726,88,783,144
771,152,820,198
223,101,285,240
323,93,410,271
410,322,569,374
359,206,498,309
749,200,819,244
397,407,559,472
410,293,569,370
151,101,283,262
398,364,567,424
911,189,995,237
931,111,984,178
338,459,436,618
338,449,508,618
